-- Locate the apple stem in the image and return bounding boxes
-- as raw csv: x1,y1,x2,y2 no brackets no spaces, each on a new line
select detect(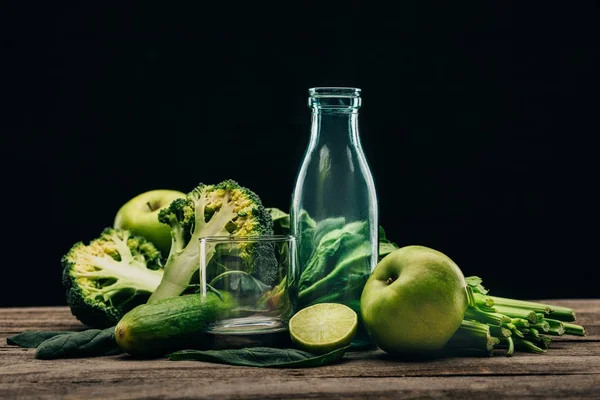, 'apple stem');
147,202,153,211
386,277,395,285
